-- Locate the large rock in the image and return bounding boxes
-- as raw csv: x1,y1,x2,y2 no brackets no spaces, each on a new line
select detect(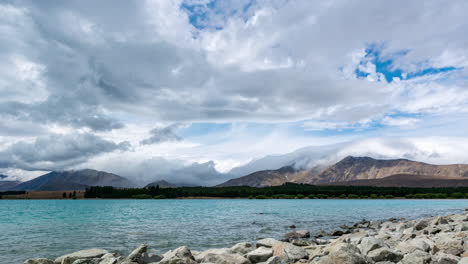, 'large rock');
230,242,254,255
434,233,464,256
312,245,367,264
70,259,101,264
461,222,468,231
271,242,308,262
99,254,122,264
284,230,310,240
414,219,429,231
98,258,118,264
159,246,197,264
201,253,251,264
432,252,460,264
55,249,109,264
126,244,147,264
290,239,312,247
326,241,360,256
24,259,54,264
257,256,286,264
367,247,403,263
396,238,433,254
305,245,327,261
256,238,281,248
141,252,161,263
459,257,468,264
401,250,431,264
193,248,231,262
432,216,449,226
358,237,384,255
246,247,273,263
